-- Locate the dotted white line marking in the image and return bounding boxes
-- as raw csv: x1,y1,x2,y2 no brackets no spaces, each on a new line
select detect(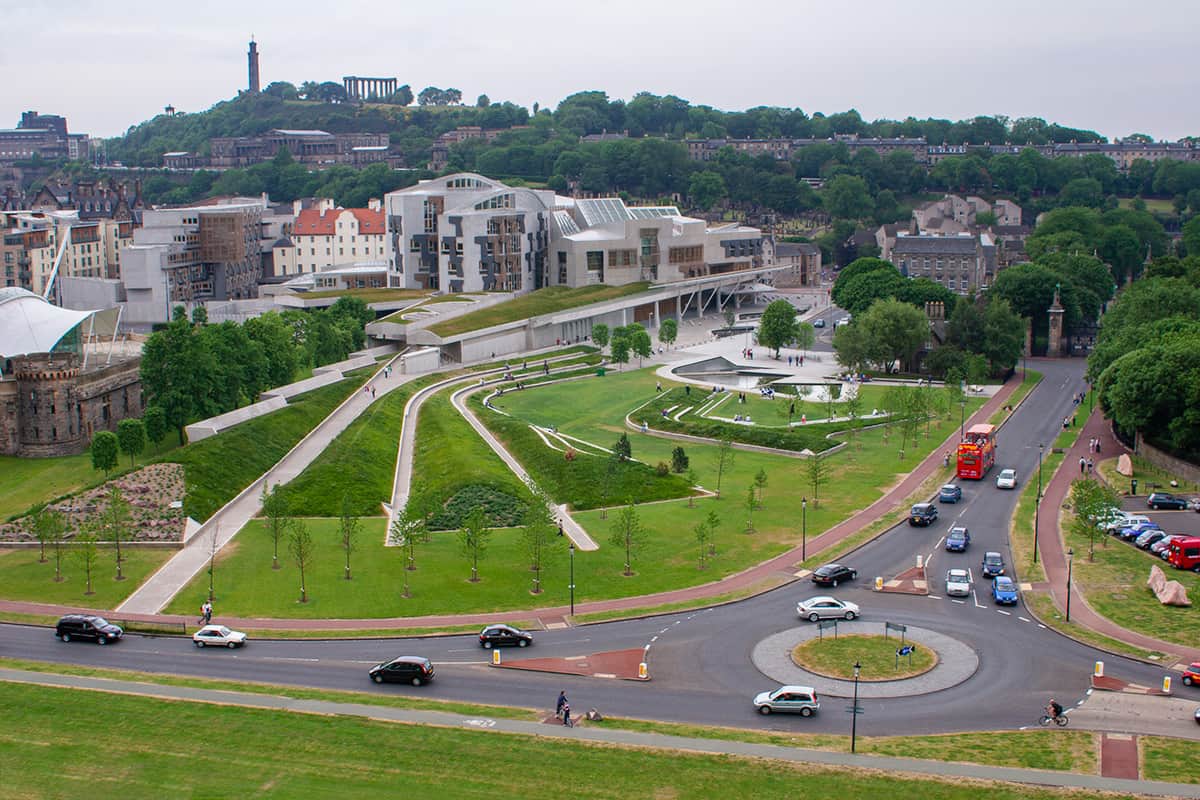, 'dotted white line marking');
1018,616,1031,622
996,610,1011,616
